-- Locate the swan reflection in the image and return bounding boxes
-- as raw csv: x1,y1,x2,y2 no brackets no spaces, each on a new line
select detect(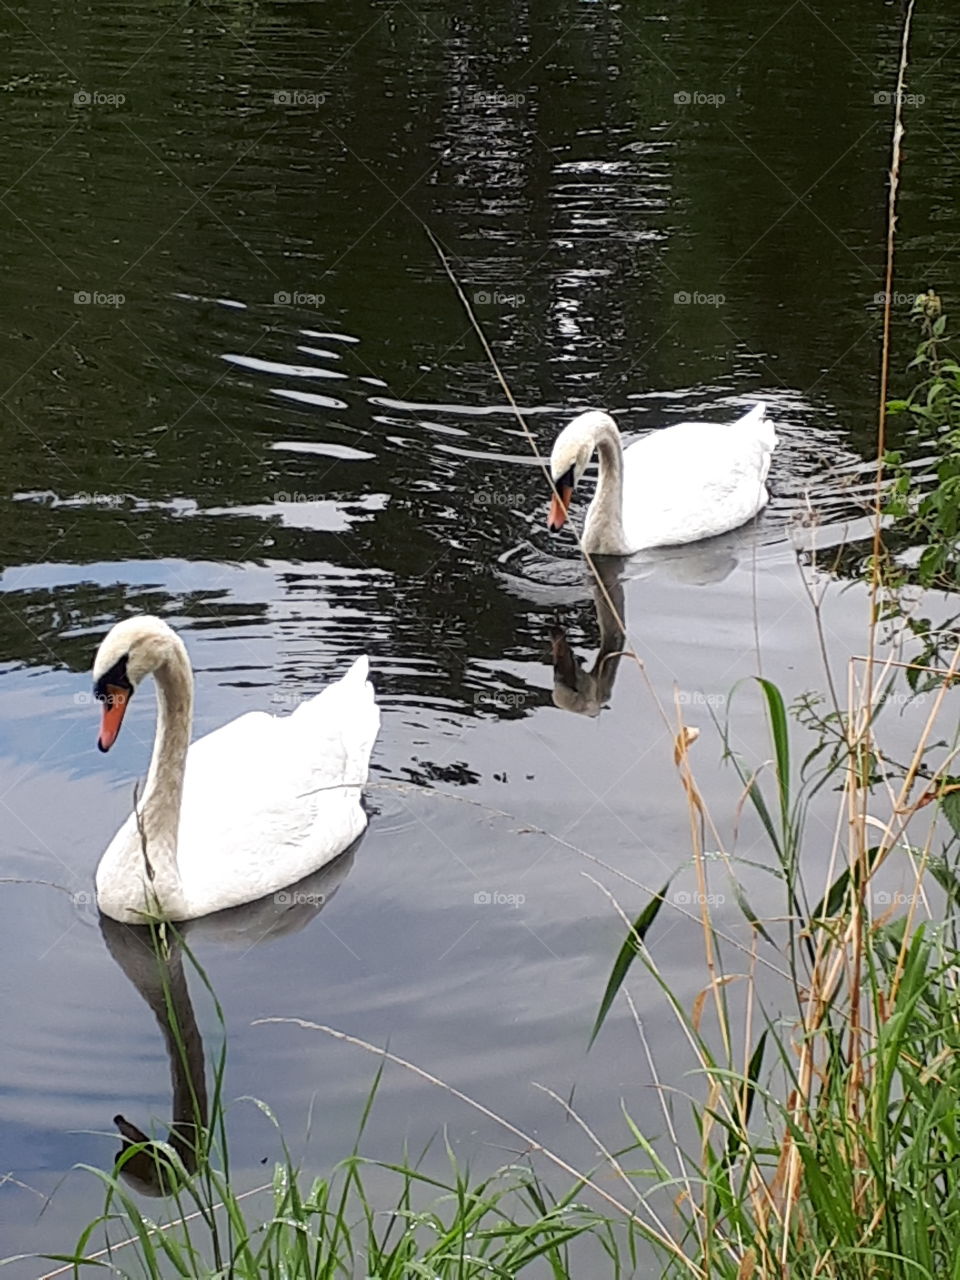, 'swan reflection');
633,533,743,585
99,847,357,1196
551,557,627,717
501,515,757,600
